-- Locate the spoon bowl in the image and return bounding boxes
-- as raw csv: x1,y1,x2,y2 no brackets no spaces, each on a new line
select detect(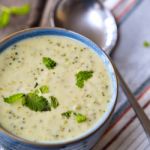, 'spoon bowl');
52,0,117,54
